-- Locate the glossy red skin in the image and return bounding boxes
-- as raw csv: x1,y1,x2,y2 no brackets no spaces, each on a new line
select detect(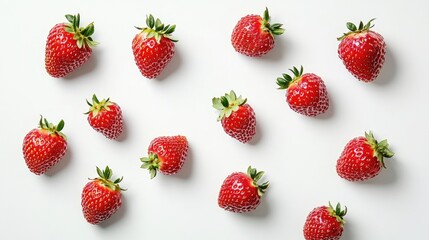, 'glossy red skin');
132,34,175,79
218,172,260,213
221,104,256,143
303,206,343,240
338,30,386,82
286,74,329,116
148,136,188,175
336,136,381,181
22,129,67,175
88,103,123,139
231,15,274,57
81,180,122,224
45,23,92,78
